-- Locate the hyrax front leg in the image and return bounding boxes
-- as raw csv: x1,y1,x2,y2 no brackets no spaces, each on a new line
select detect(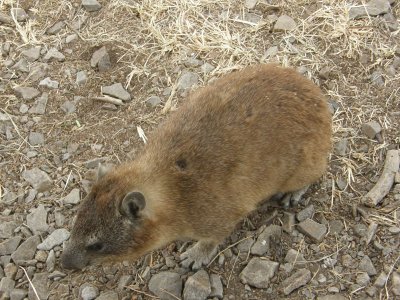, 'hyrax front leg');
180,239,218,270
280,185,310,208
